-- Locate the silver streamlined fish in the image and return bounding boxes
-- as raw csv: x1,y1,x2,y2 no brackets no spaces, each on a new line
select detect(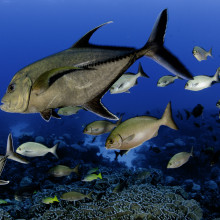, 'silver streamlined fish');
157,75,179,87
110,63,149,94
1,9,192,121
